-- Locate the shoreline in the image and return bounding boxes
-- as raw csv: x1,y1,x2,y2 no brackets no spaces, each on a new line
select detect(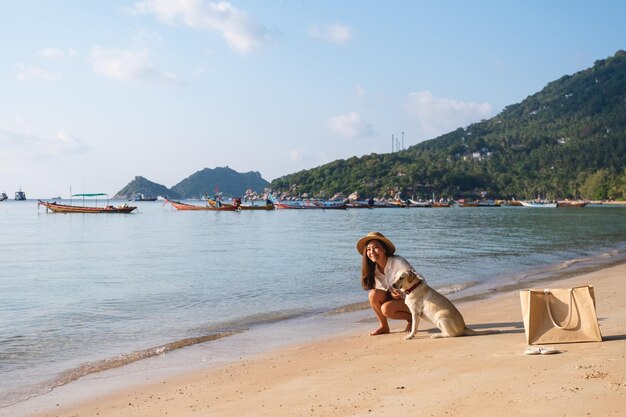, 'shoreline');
10,260,626,417
5,245,625,413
